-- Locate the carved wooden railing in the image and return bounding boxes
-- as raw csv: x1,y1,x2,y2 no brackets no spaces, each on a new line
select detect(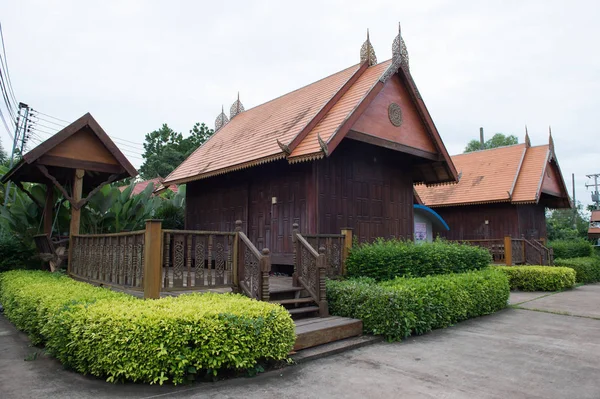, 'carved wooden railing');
511,238,525,264
524,238,552,265
303,233,345,278
460,239,506,264
161,230,236,291
70,230,145,290
293,232,328,317
237,229,270,301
